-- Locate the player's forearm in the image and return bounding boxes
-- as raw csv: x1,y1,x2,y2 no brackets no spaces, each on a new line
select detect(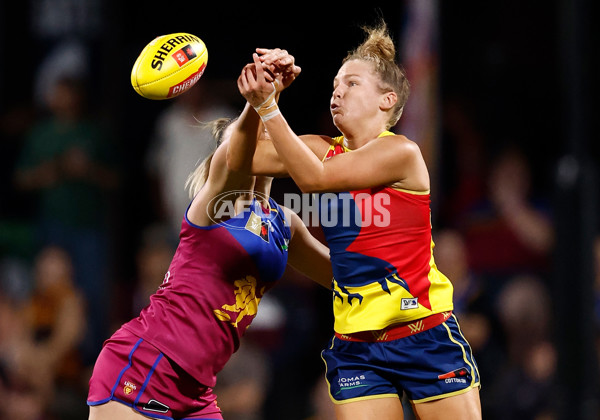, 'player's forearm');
226,102,261,173
264,115,326,192
250,140,288,176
